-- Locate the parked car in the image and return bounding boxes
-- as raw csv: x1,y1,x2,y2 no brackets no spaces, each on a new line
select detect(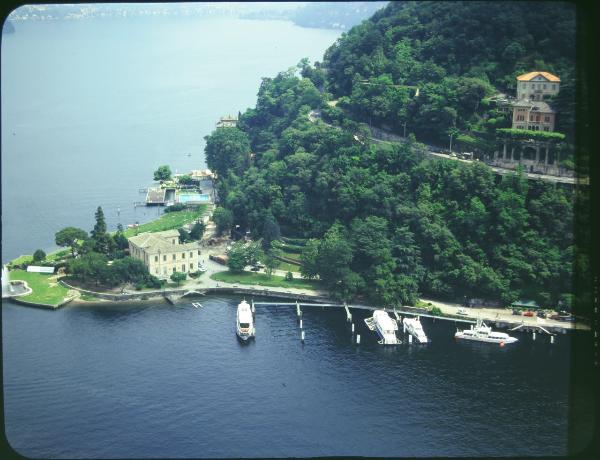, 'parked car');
537,310,547,319
512,309,521,316
523,311,535,317
250,266,260,272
